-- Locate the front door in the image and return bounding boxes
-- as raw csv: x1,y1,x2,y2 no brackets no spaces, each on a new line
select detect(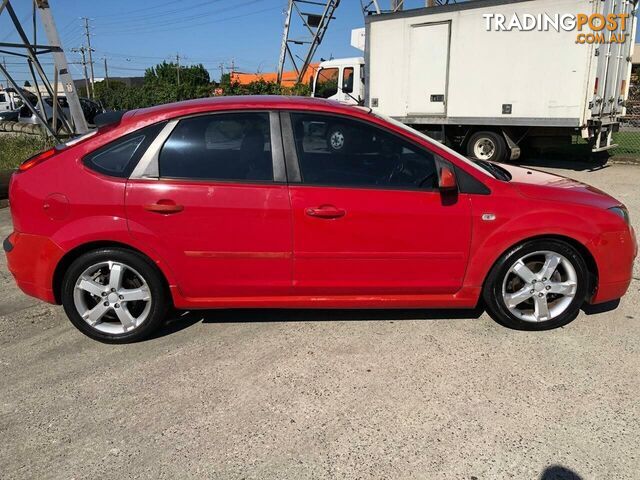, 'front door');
285,112,471,295
125,111,293,299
